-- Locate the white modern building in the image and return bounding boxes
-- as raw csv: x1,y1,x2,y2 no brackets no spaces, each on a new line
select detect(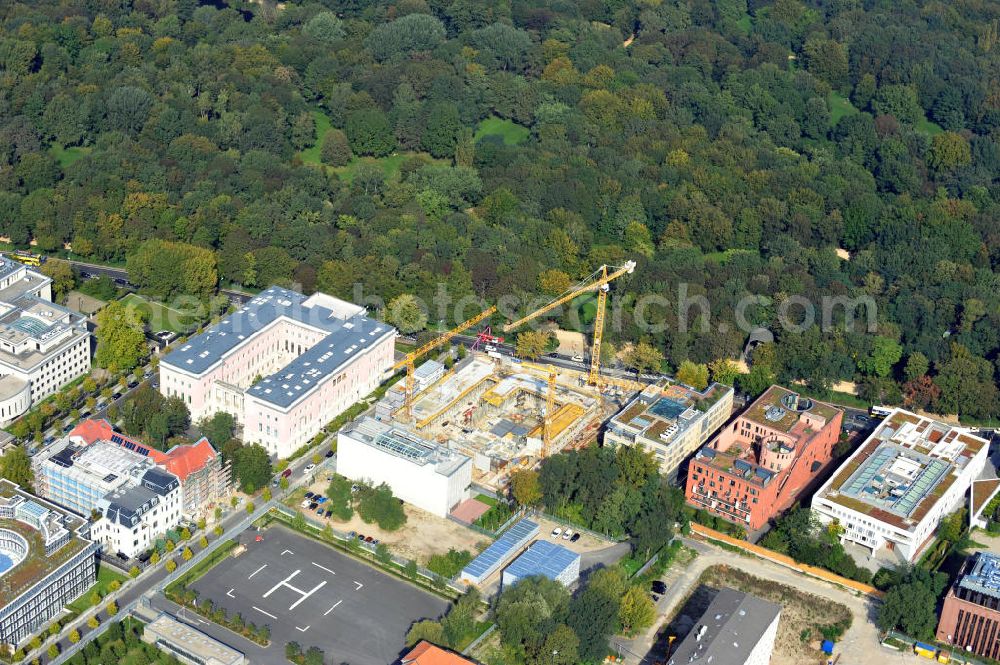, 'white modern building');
159,287,395,458
0,257,90,425
812,409,990,564
0,480,98,648
336,417,472,518
32,439,183,559
667,588,781,665
604,381,733,482
142,613,246,665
